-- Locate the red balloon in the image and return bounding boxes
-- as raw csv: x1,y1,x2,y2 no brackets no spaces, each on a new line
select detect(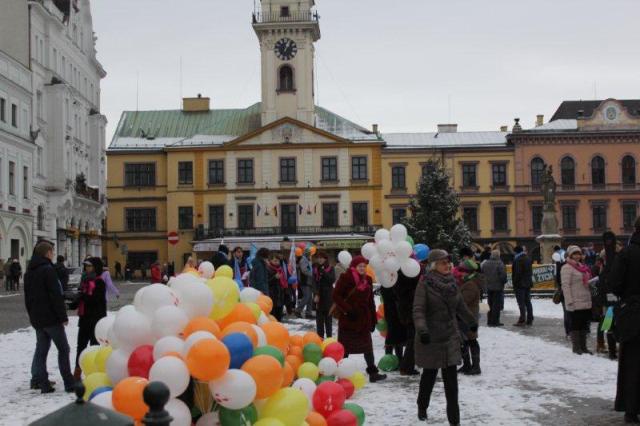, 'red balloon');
336,378,355,399
127,345,154,378
323,342,345,363
327,410,357,426
312,381,346,418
